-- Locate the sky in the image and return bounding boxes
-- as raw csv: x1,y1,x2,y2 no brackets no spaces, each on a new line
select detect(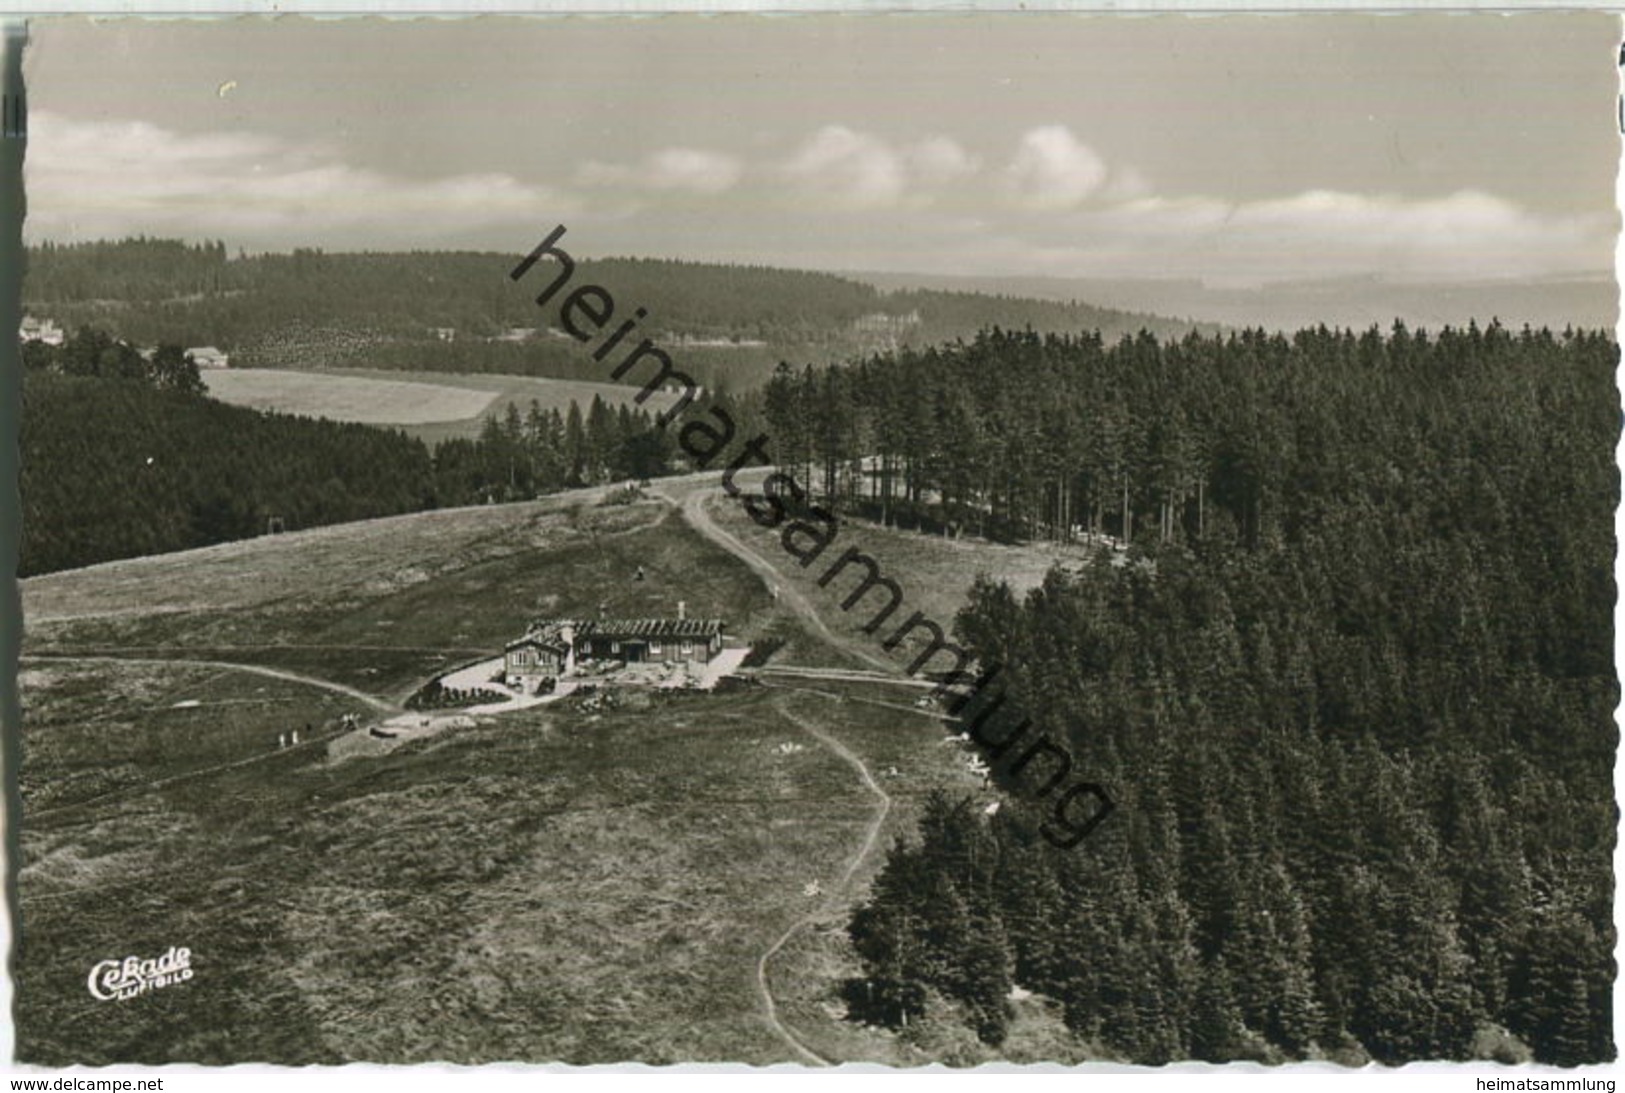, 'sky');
19,14,1622,288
